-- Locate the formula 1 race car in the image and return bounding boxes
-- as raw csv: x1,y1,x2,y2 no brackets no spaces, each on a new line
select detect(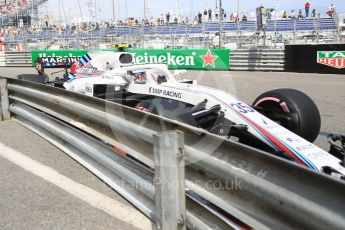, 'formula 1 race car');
19,51,345,180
